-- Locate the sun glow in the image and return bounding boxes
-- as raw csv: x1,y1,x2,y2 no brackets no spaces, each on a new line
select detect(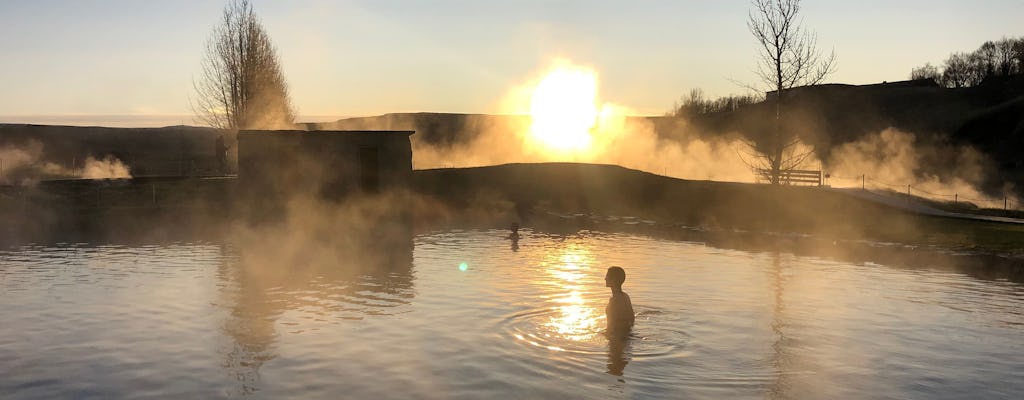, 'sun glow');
528,62,600,153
